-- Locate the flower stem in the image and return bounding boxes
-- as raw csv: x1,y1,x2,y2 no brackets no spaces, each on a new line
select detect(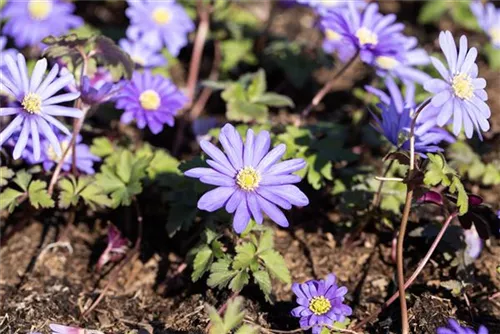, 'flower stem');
301,50,360,120
354,212,457,331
